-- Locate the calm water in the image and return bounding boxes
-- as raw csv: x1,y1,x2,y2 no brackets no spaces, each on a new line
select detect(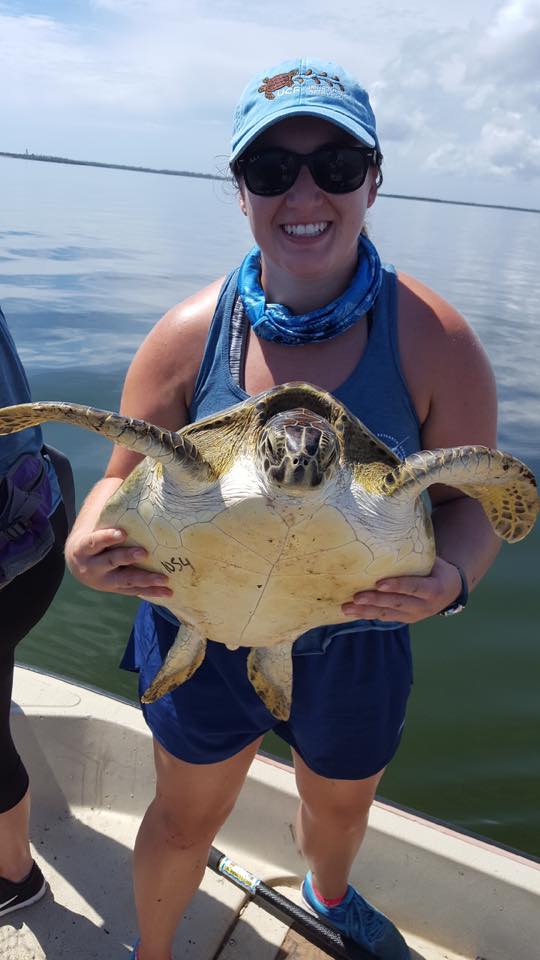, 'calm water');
2,157,539,857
